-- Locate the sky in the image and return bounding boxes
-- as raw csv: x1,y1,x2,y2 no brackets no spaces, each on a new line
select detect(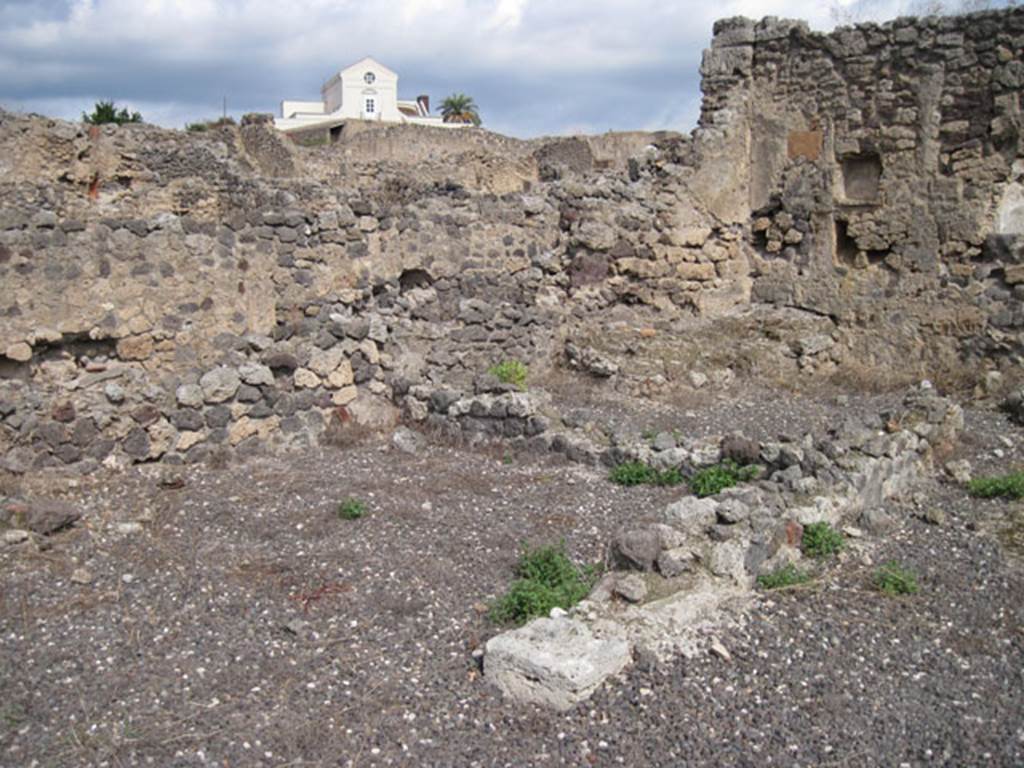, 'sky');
0,0,1013,138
